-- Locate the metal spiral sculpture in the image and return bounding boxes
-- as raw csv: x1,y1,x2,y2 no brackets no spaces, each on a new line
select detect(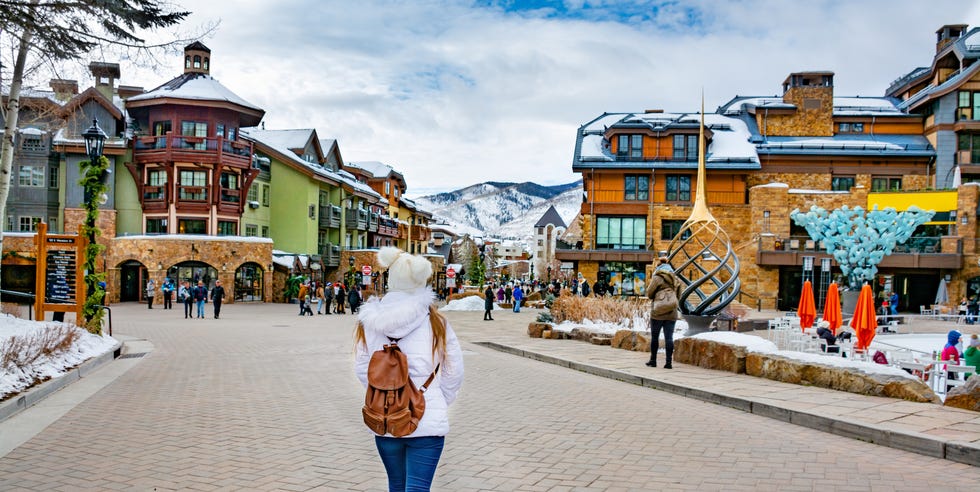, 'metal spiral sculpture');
664,97,741,316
